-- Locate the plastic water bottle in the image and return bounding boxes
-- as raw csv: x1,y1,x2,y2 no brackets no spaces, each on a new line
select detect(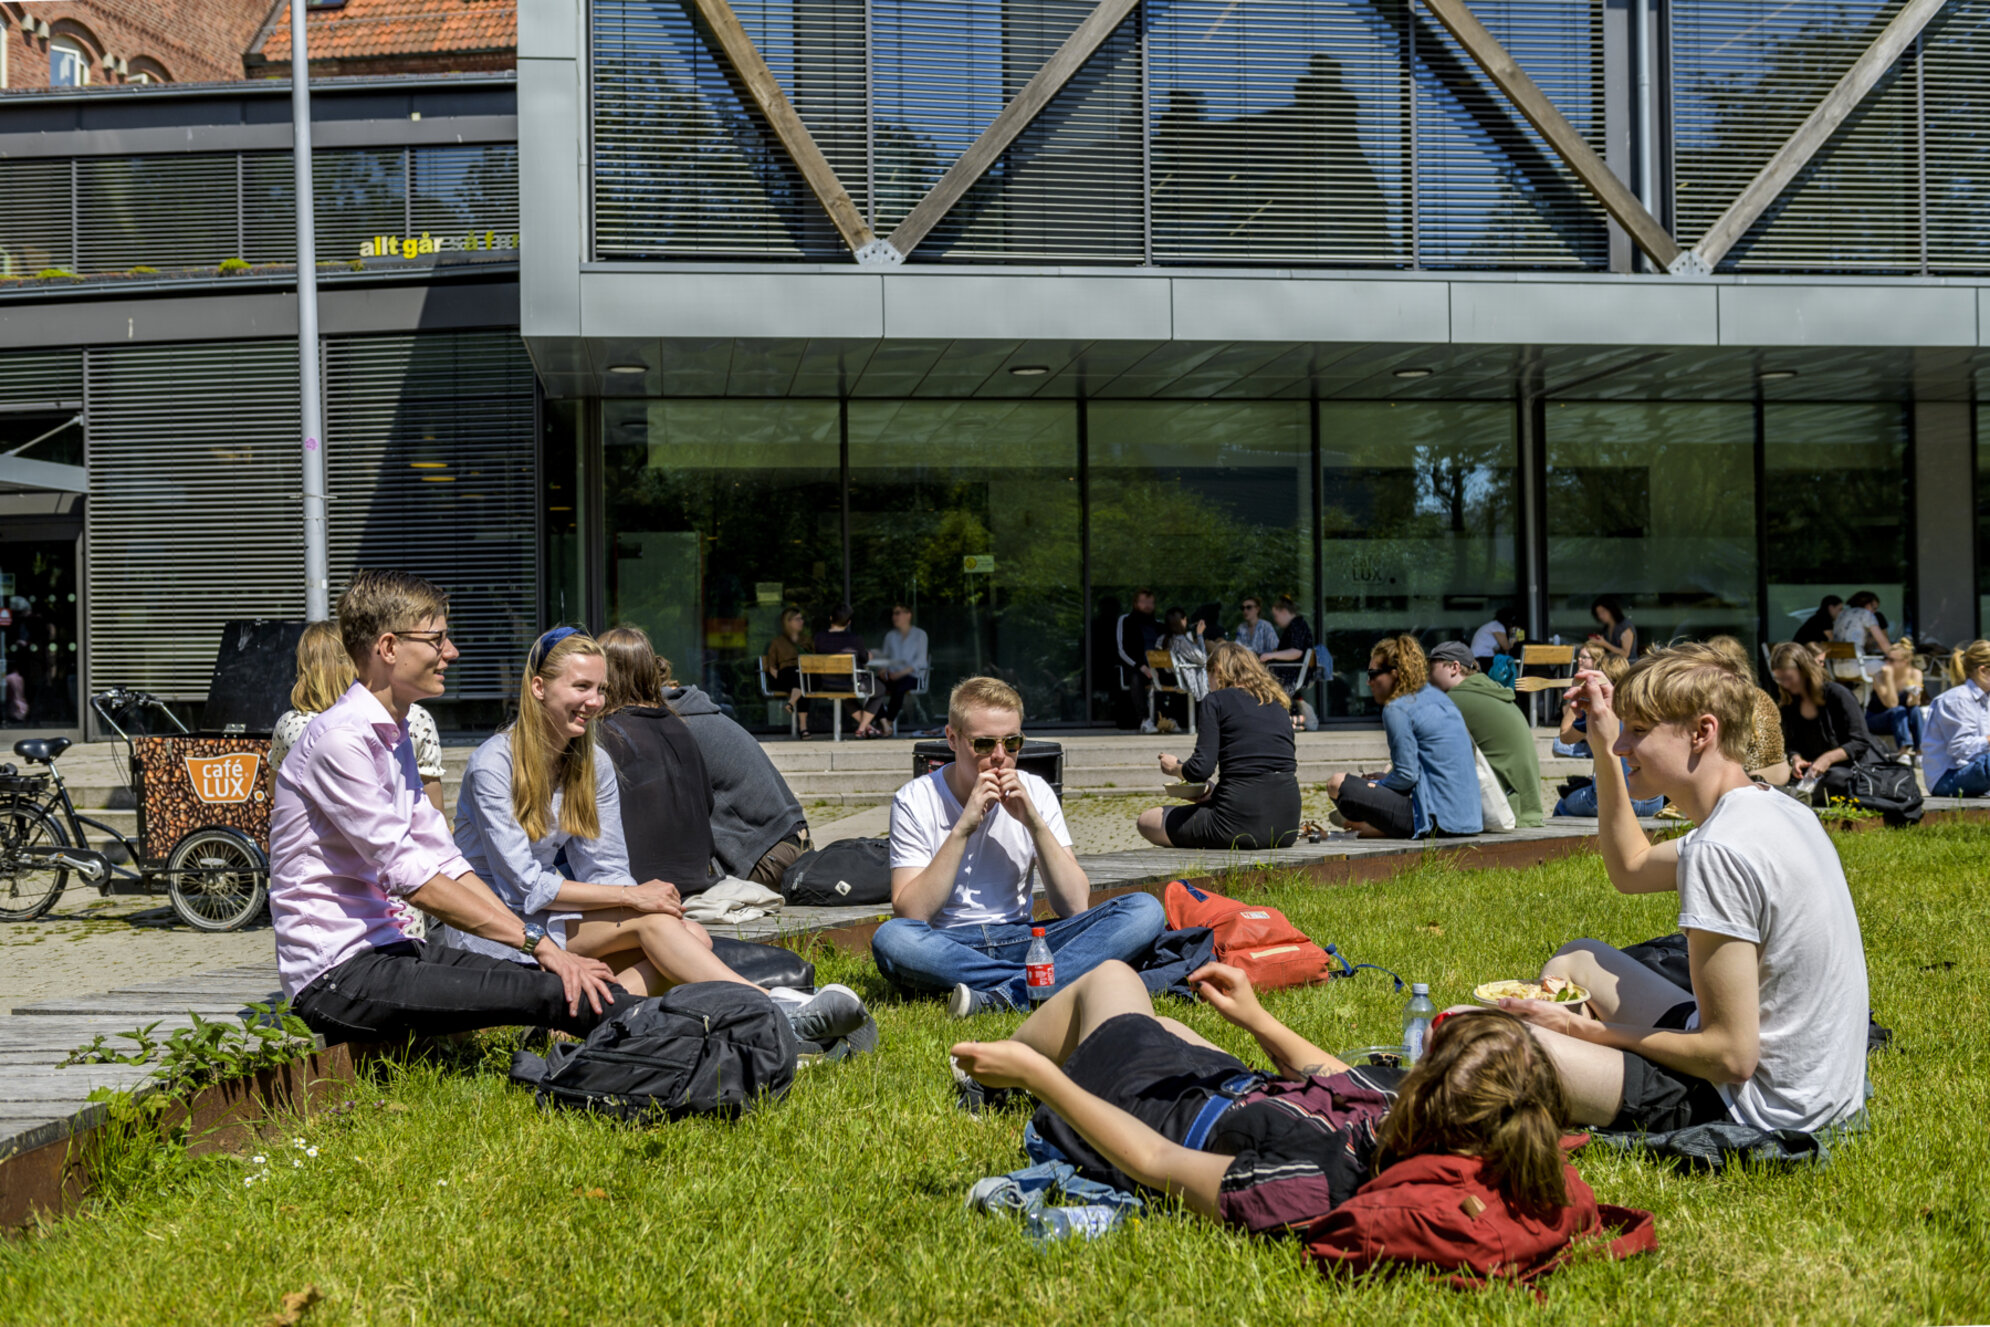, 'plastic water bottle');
1025,1204,1121,1244
1402,983,1438,1064
1025,927,1055,1004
